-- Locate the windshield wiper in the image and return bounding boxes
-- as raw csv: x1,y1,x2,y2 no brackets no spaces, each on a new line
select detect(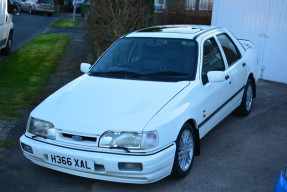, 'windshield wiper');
88,71,140,77
88,71,191,81
142,71,191,77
